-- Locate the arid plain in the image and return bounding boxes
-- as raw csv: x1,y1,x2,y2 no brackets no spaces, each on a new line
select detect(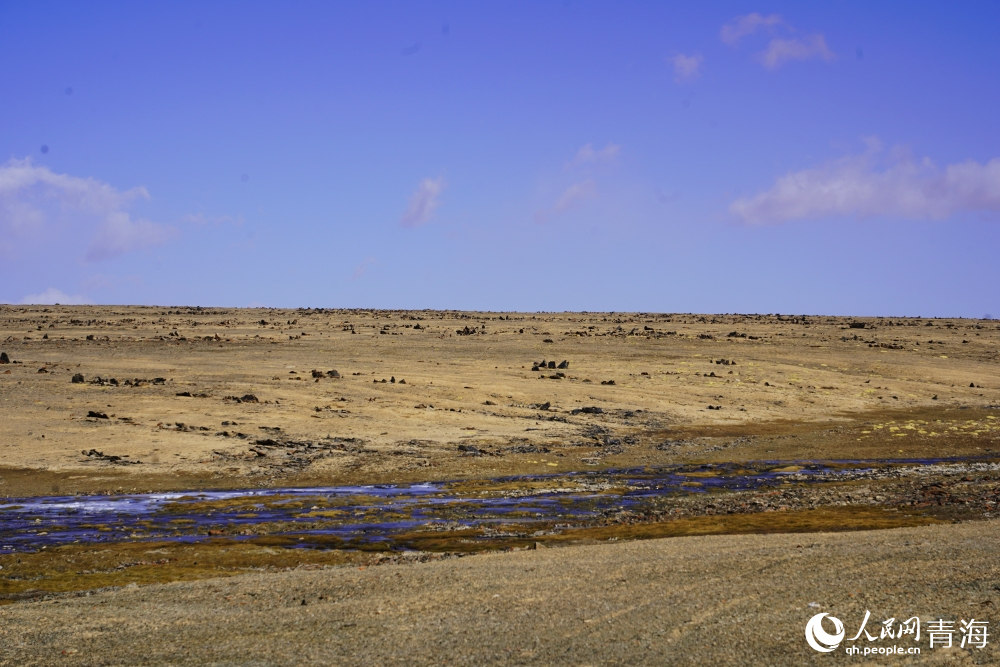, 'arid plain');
2,306,999,664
